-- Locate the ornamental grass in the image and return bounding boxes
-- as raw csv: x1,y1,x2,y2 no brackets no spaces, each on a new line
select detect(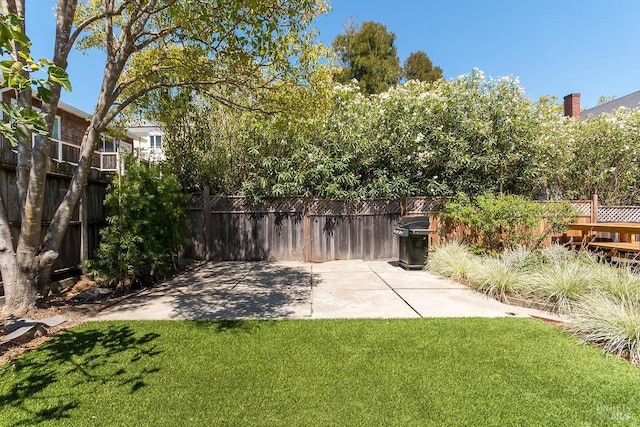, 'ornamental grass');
429,242,640,366
426,241,479,281
526,261,595,314
465,257,525,302
571,292,640,364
